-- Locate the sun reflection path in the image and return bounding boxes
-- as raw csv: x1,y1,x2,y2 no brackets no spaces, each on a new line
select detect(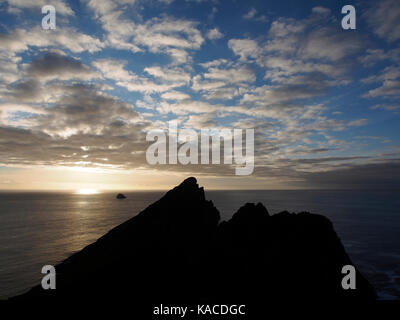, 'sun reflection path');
75,189,98,195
